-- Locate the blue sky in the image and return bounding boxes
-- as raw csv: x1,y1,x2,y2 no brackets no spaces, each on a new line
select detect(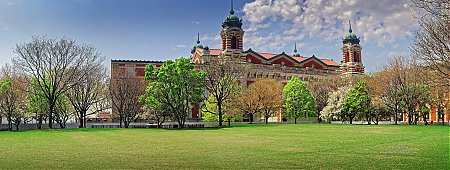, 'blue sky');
0,0,418,72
